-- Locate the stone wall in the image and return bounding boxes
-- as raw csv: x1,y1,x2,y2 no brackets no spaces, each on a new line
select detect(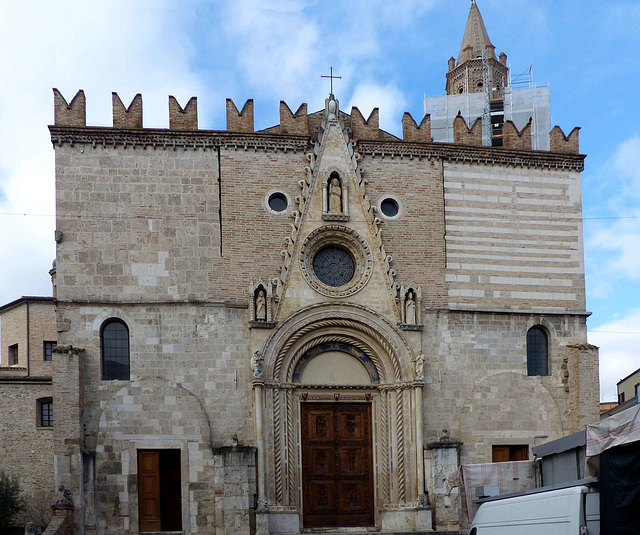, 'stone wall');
421,310,594,464
0,380,55,510
54,302,253,533
443,162,586,312
49,103,596,533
